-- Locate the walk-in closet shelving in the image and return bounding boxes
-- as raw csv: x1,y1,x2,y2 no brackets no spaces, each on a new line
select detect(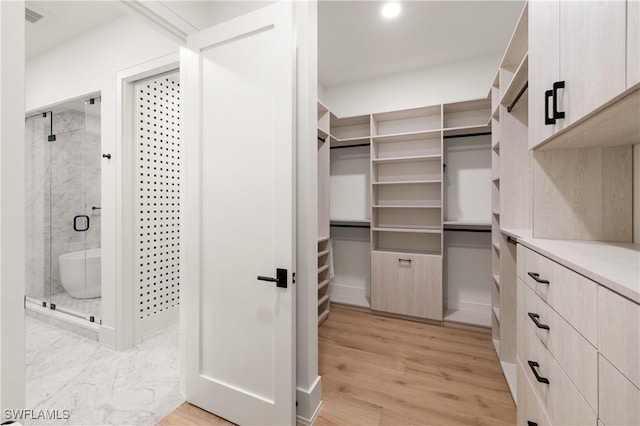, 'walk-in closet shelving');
491,1,529,400
330,114,370,148
317,101,331,326
441,97,493,329
370,106,444,321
